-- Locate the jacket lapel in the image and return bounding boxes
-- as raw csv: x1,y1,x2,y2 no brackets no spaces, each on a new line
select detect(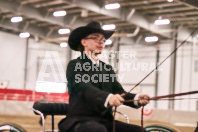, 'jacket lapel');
78,53,102,89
